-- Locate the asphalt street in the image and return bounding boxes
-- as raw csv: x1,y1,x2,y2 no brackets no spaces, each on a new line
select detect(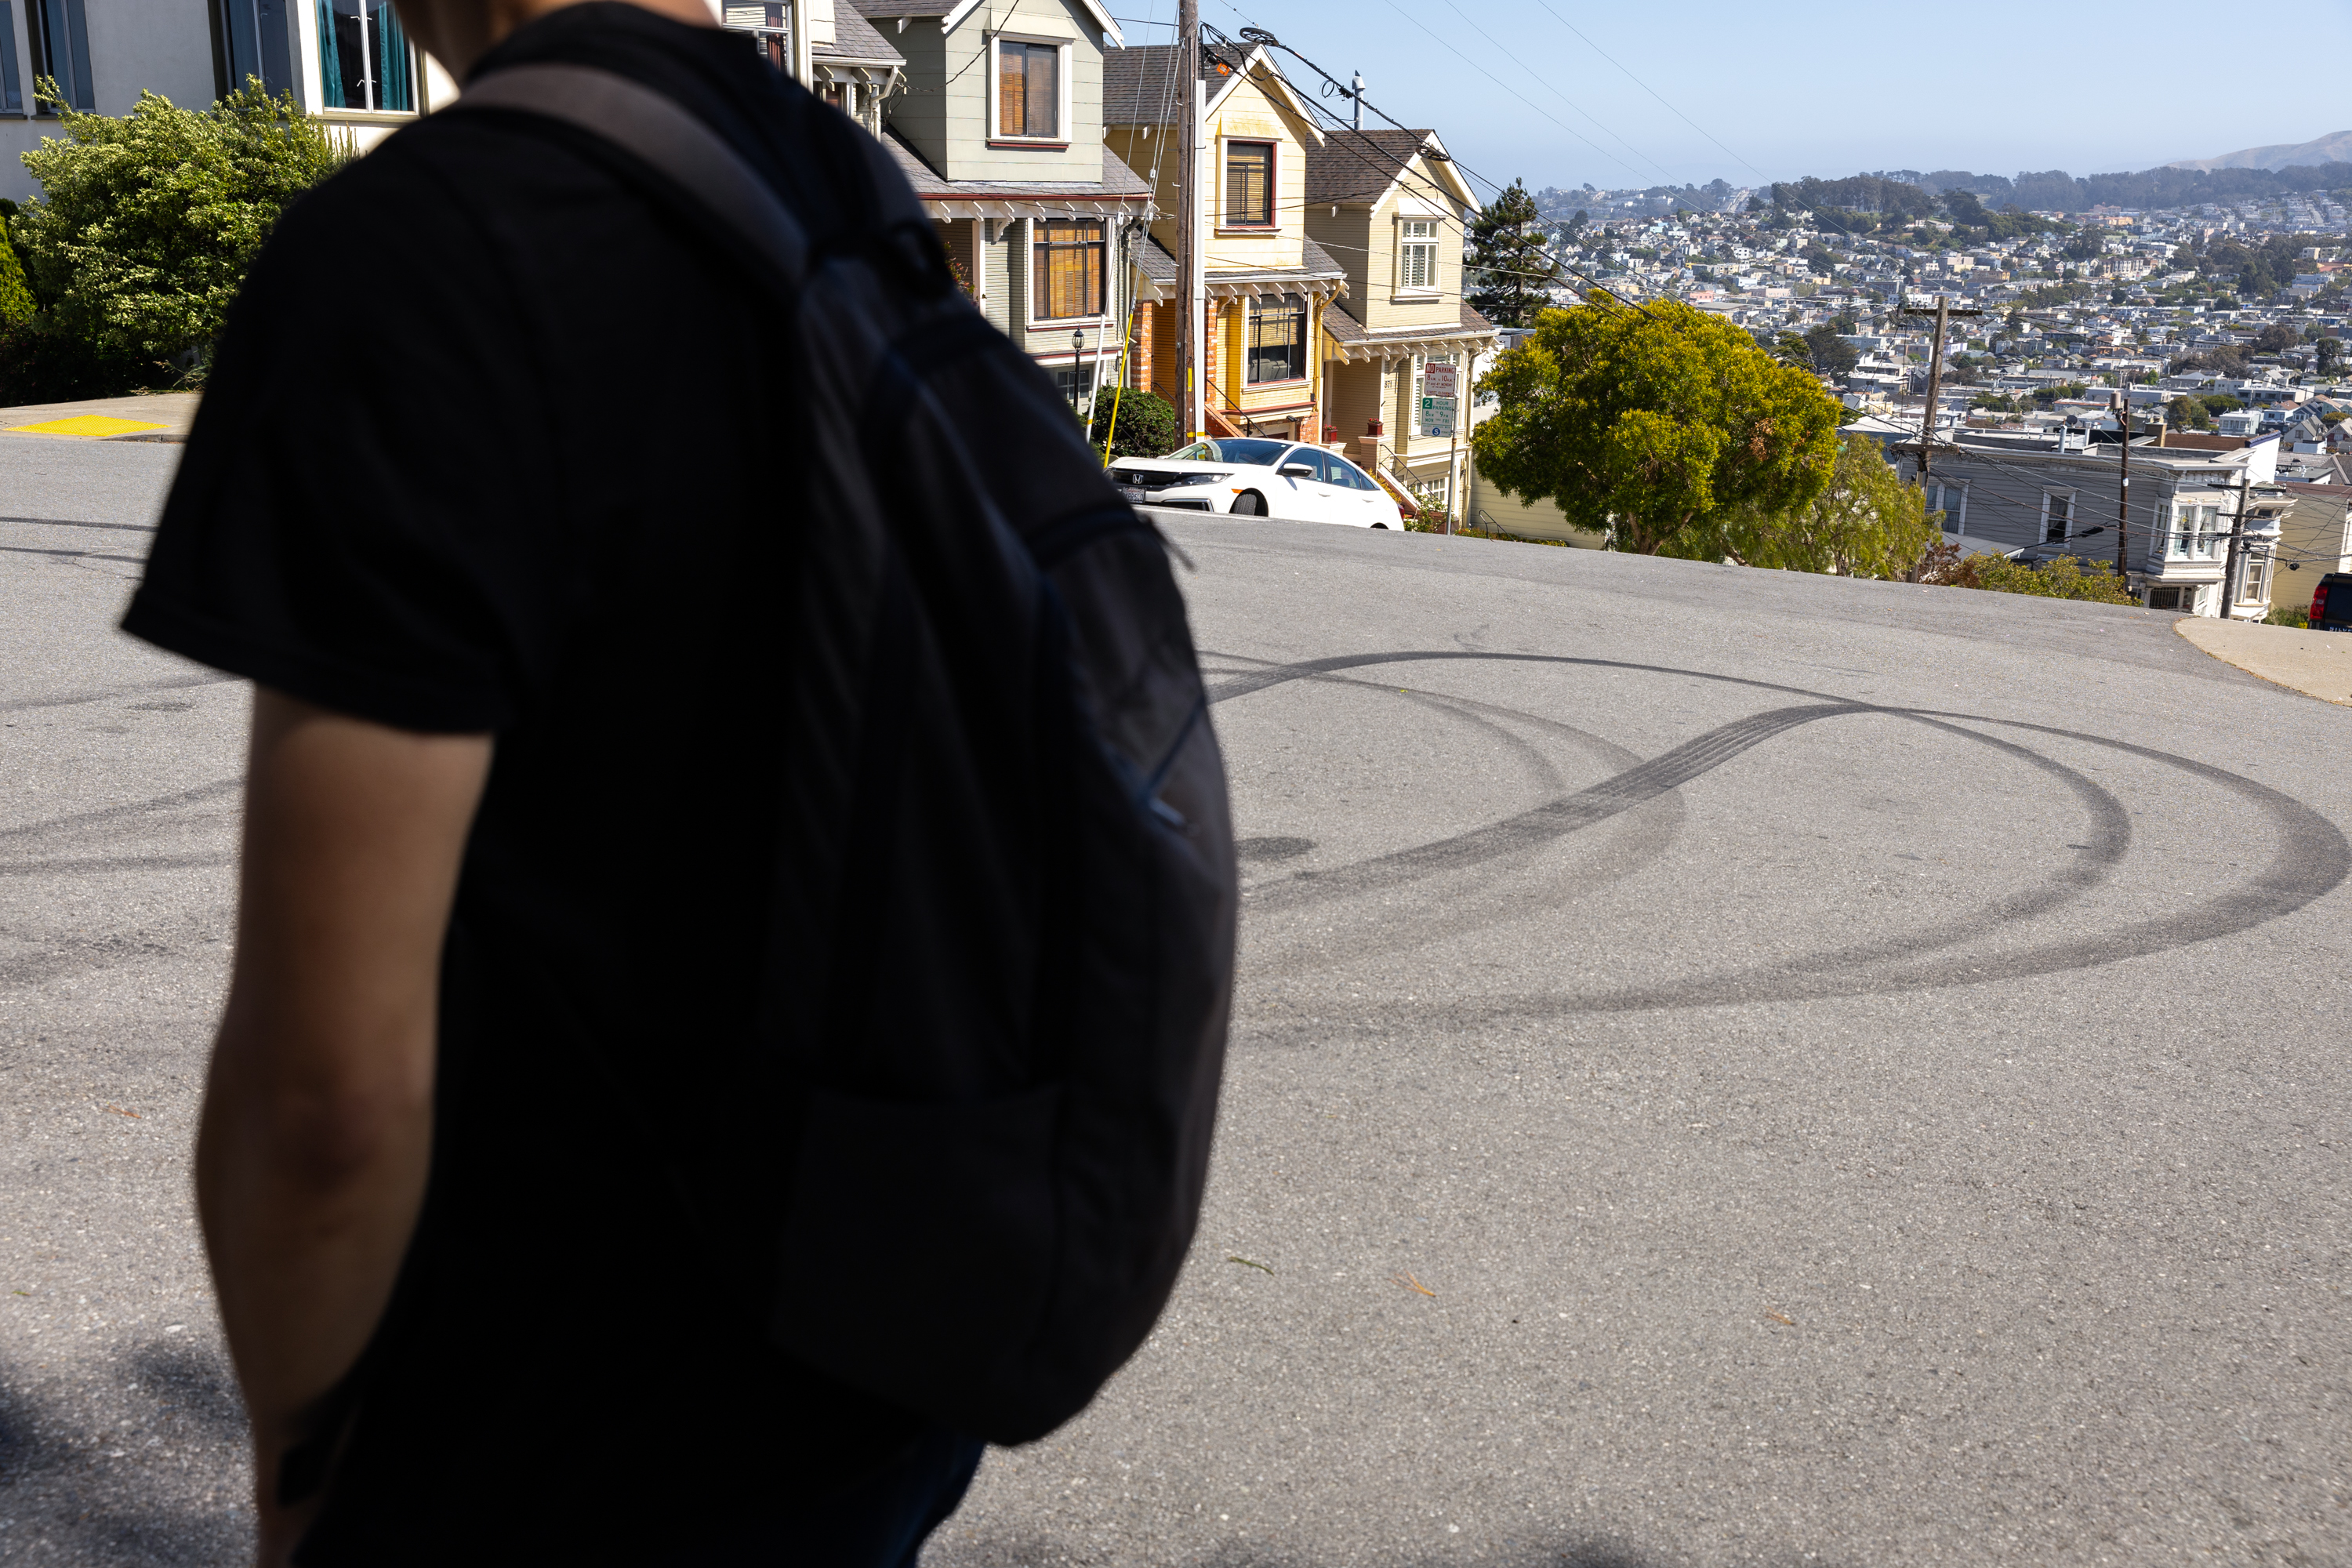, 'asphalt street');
3,440,2349,1566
